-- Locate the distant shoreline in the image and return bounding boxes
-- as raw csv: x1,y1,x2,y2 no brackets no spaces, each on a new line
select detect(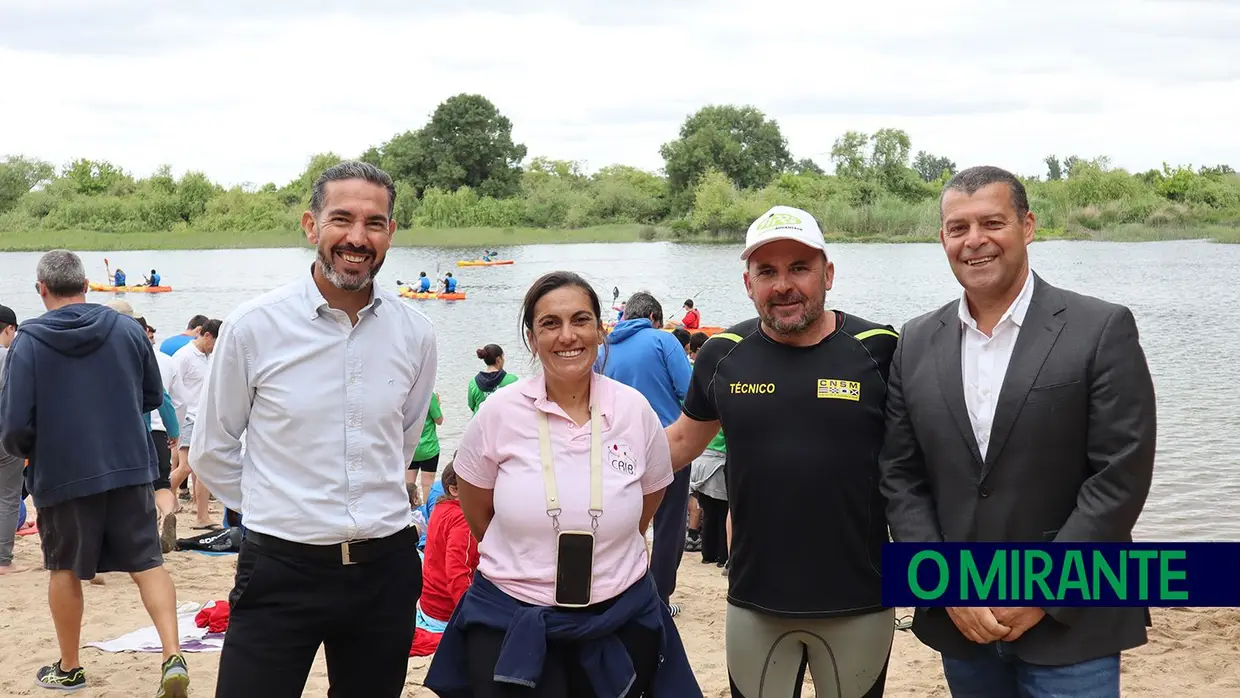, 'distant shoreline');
0,223,1235,252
